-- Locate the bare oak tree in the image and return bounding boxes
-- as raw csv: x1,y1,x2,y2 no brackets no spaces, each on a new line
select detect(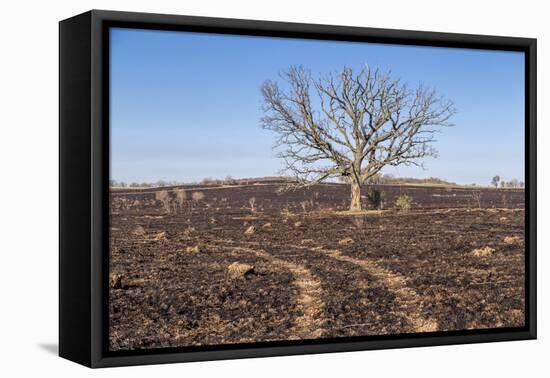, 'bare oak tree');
261,65,456,211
